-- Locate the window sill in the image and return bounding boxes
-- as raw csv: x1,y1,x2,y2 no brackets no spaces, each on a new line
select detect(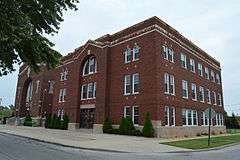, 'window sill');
182,97,189,100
